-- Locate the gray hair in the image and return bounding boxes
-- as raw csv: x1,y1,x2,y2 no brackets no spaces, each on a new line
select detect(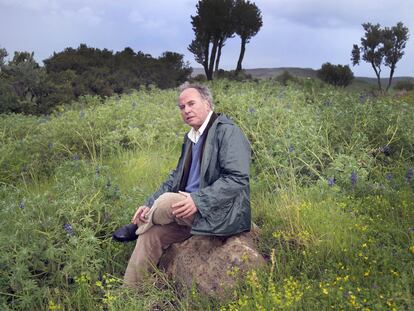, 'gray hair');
178,82,214,109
